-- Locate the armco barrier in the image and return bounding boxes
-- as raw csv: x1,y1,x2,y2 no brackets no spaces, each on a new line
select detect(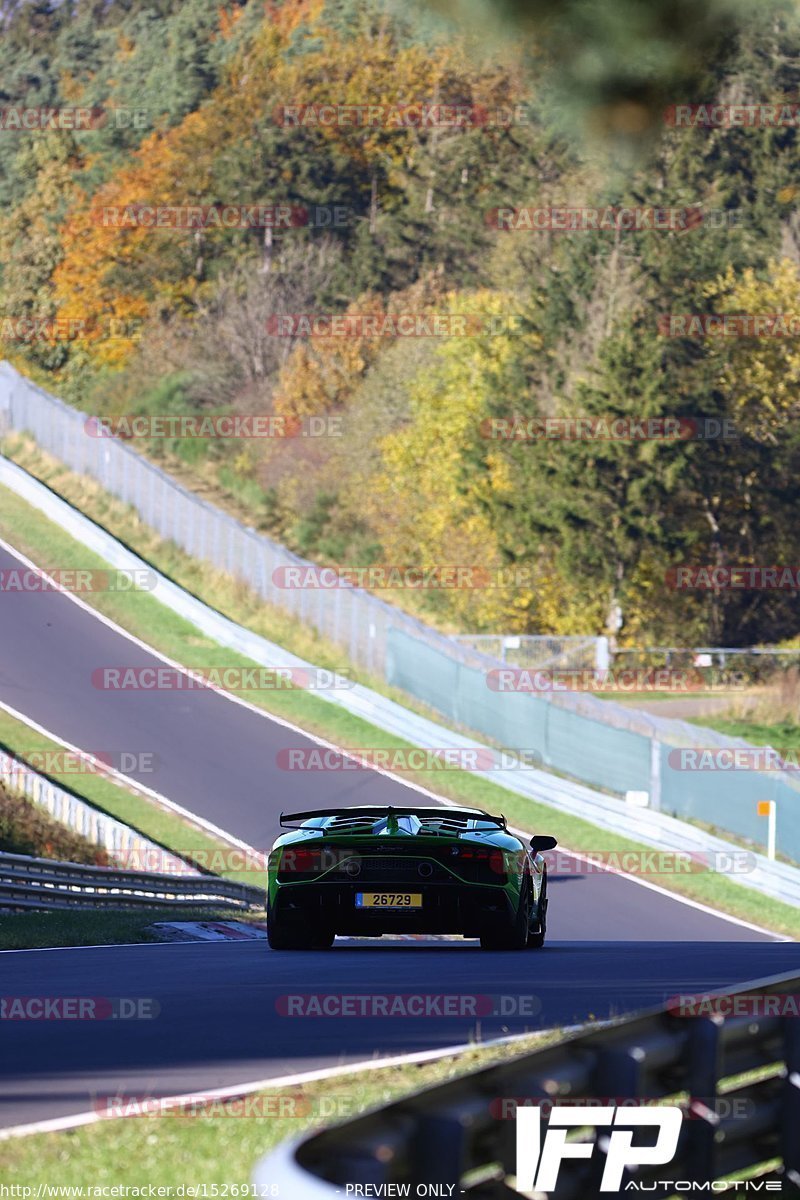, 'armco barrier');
0,851,265,911
3,361,800,866
0,746,196,875
253,970,800,1197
